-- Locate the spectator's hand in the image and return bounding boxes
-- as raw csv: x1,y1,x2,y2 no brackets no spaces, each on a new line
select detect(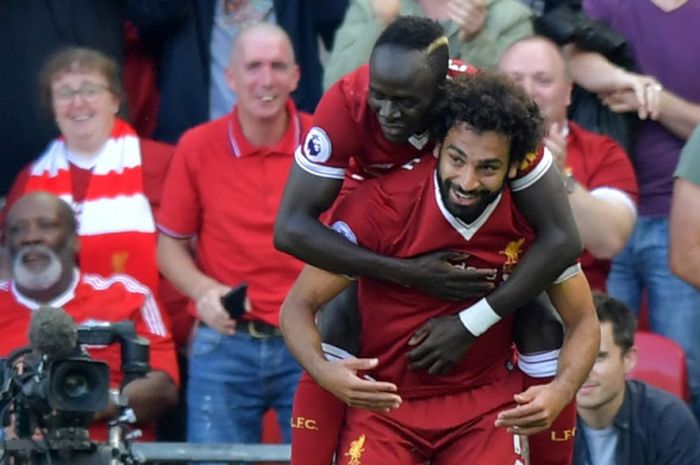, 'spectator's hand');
314,358,402,411
369,0,400,25
544,123,568,174
405,315,476,374
449,0,487,43
608,70,662,120
402,250,496,301
195,284,237,335
494,381,571,435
